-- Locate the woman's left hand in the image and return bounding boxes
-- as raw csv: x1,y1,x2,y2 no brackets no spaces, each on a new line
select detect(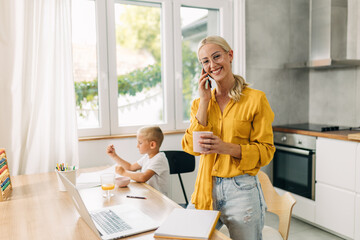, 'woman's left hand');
199,134,228,155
